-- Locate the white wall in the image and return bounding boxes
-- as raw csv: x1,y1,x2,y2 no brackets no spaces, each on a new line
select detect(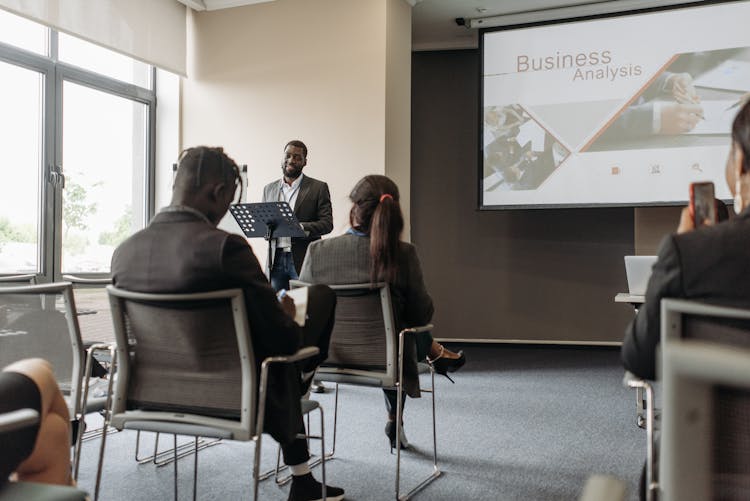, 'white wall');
181,0,412,265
